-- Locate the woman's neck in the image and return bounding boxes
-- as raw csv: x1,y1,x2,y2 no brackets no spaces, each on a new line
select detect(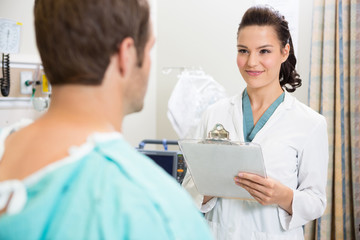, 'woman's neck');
246,85,284,111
